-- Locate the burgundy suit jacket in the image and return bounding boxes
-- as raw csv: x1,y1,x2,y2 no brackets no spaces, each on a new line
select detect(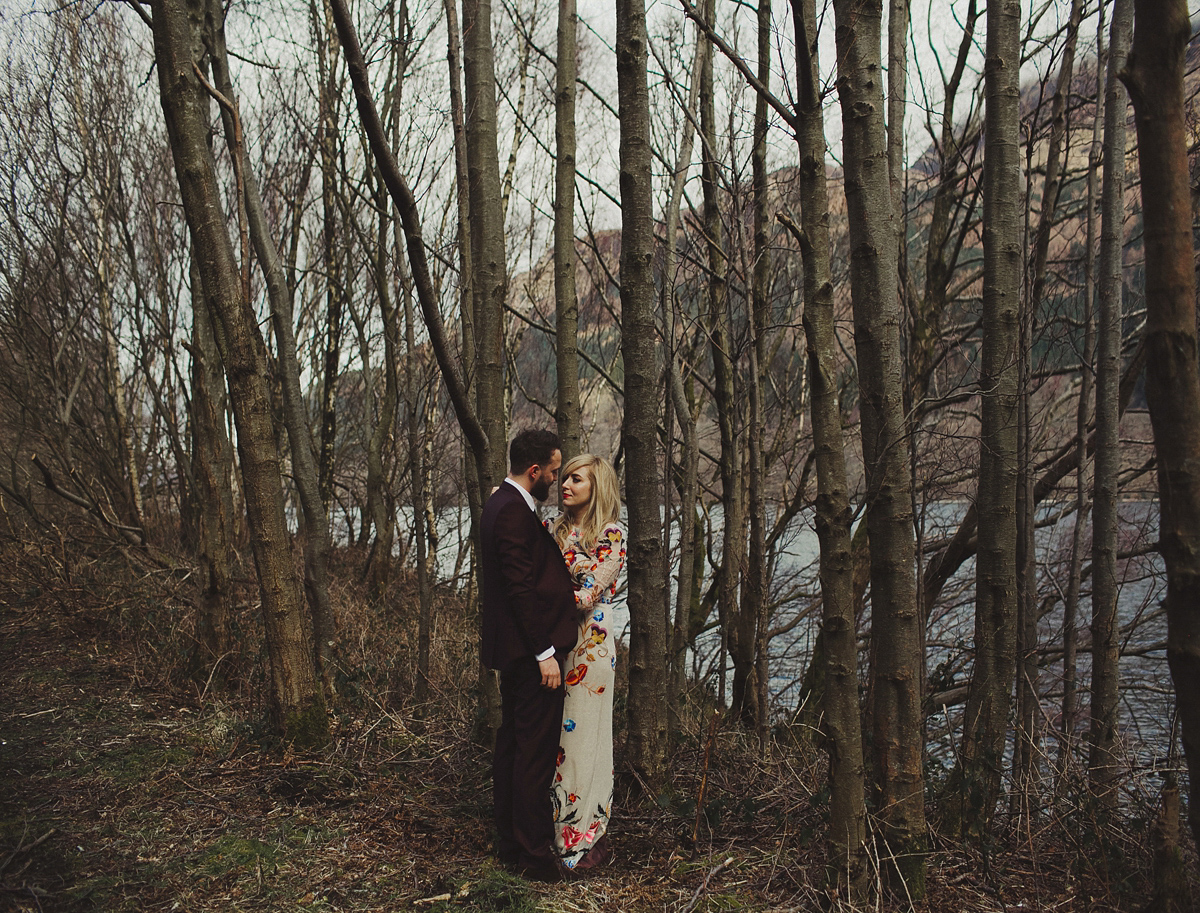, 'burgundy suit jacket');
479,482,578,670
